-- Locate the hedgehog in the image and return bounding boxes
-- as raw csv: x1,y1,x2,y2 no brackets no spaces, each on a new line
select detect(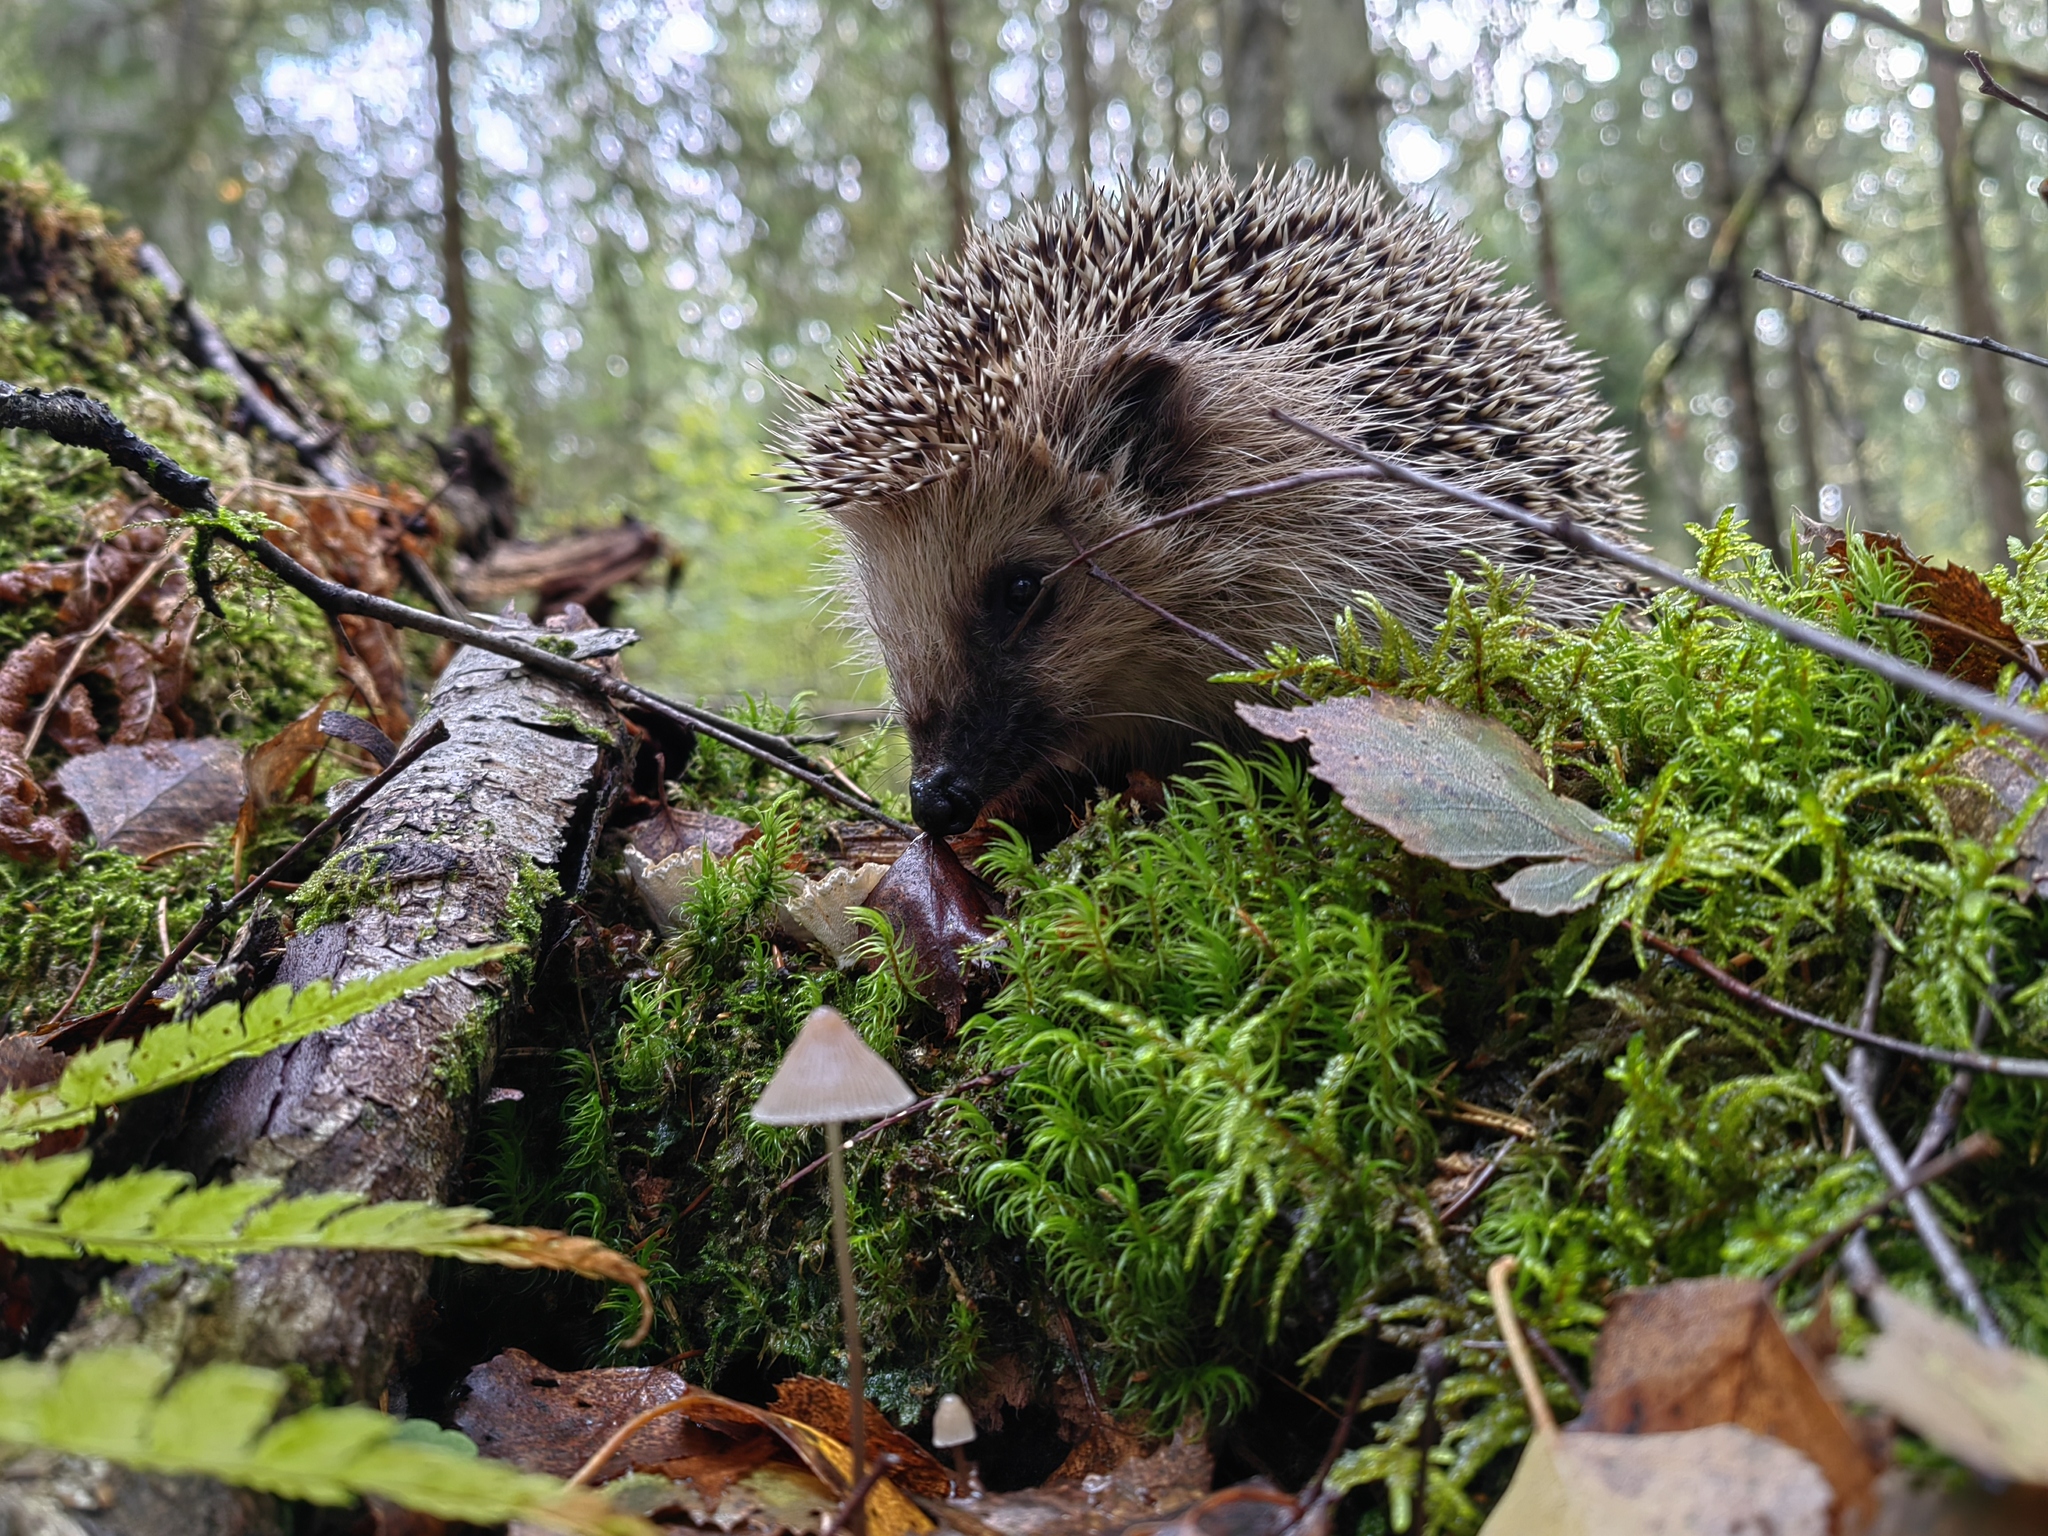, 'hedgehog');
780,167,1640,837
